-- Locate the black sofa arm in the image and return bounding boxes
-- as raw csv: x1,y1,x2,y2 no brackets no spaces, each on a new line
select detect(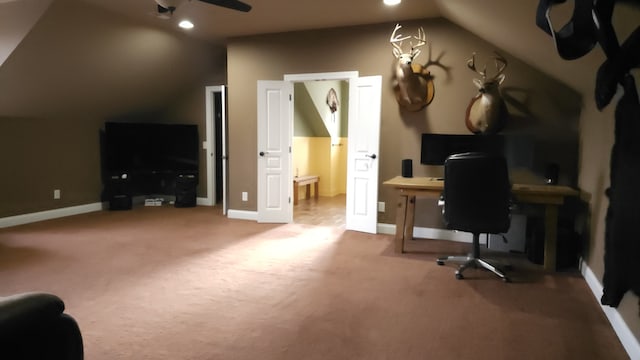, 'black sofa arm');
0,292,65,336
0,292,83,360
